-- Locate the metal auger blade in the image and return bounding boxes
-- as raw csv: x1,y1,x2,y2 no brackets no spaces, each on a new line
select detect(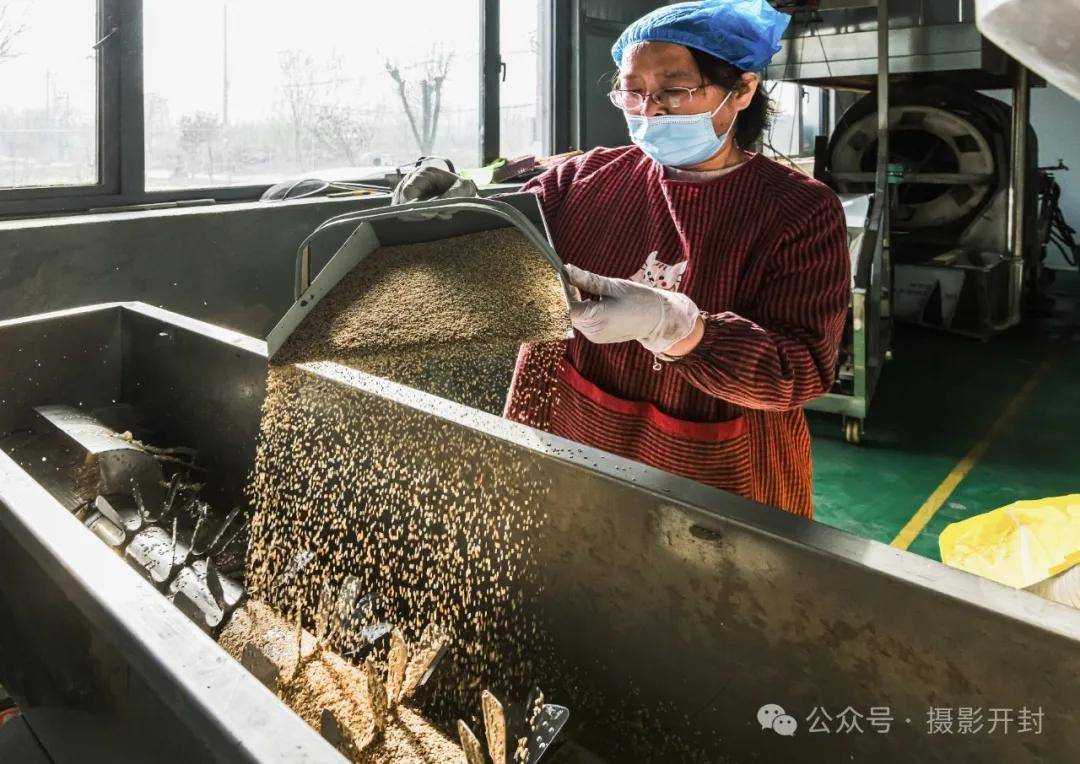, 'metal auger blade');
205,557,227,612
482,689,507,764
528,704,569,763
276,548,315,593
386,629,407,705
457,719,487,764
131,478,151,523
155,473,182,522
314,580,336,645
201,505,245,557
188,511,206,556
168,516,181,576
94,495,129,536
334,586,391,659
